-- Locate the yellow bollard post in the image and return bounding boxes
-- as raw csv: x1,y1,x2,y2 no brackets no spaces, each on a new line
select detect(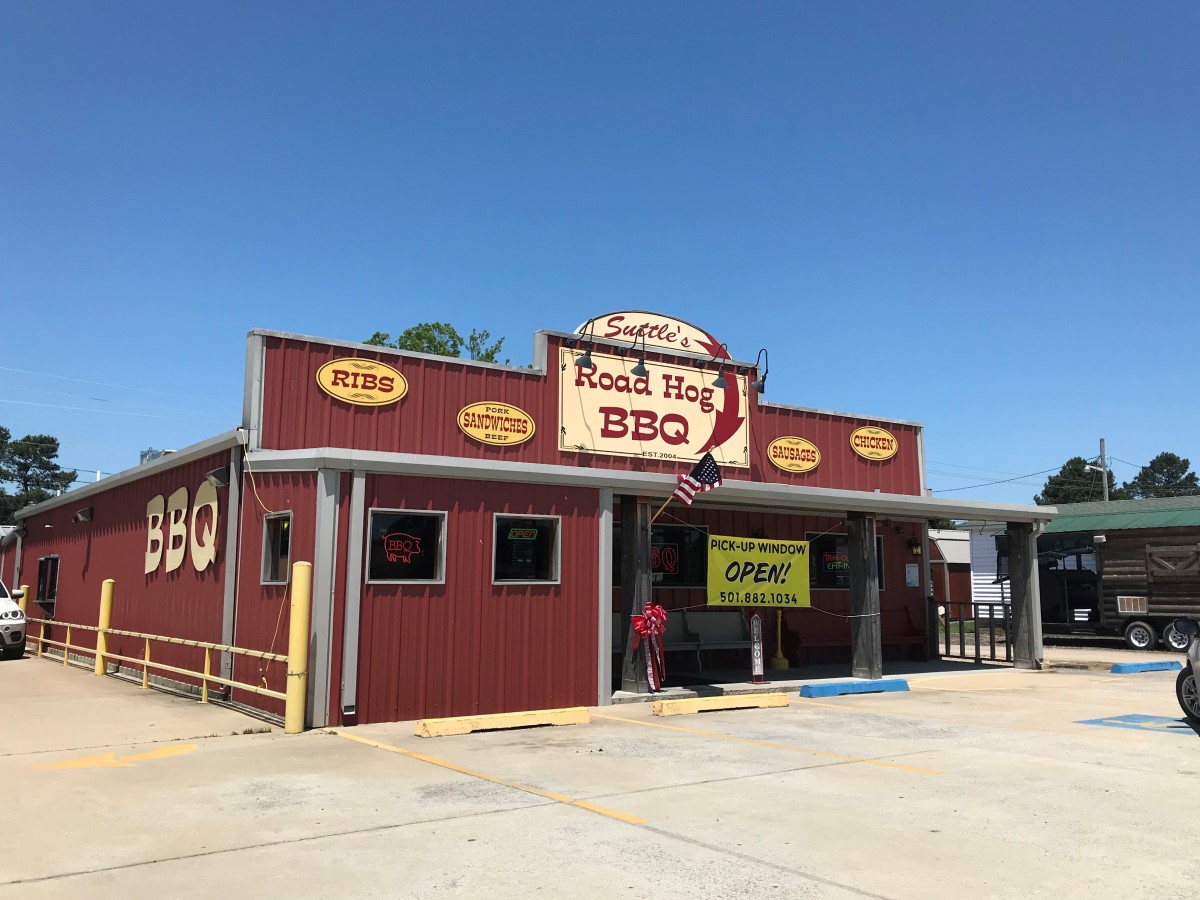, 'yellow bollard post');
142,638,150,688
18,584,29,615
284,561,313,734
202,648,211,703
95,579,114,676
37,621,45,657
64,626,71,666
769,608,790,670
